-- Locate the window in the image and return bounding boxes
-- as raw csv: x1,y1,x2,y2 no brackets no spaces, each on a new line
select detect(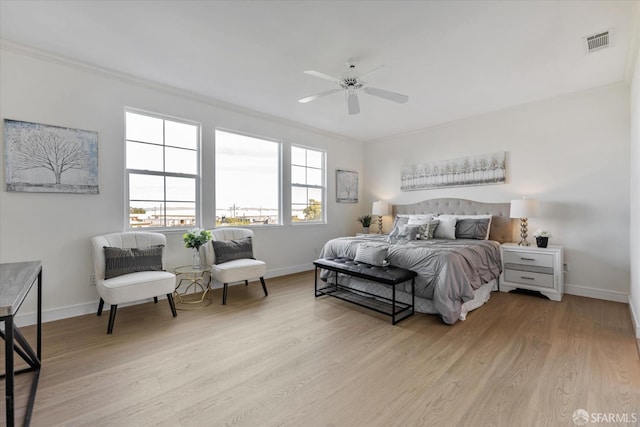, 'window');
215,130,281,226
291,145,325,223
126,110,200,229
